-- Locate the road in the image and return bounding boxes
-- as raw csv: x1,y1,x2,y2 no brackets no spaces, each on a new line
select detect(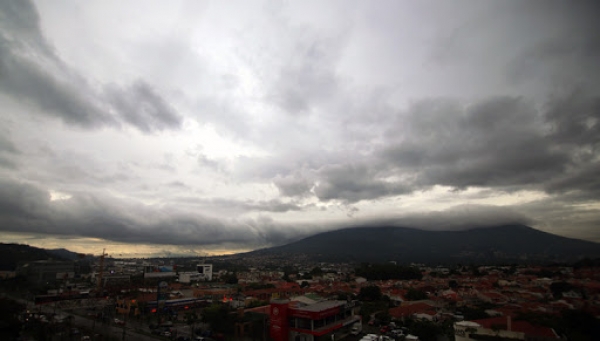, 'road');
12,294,166,341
